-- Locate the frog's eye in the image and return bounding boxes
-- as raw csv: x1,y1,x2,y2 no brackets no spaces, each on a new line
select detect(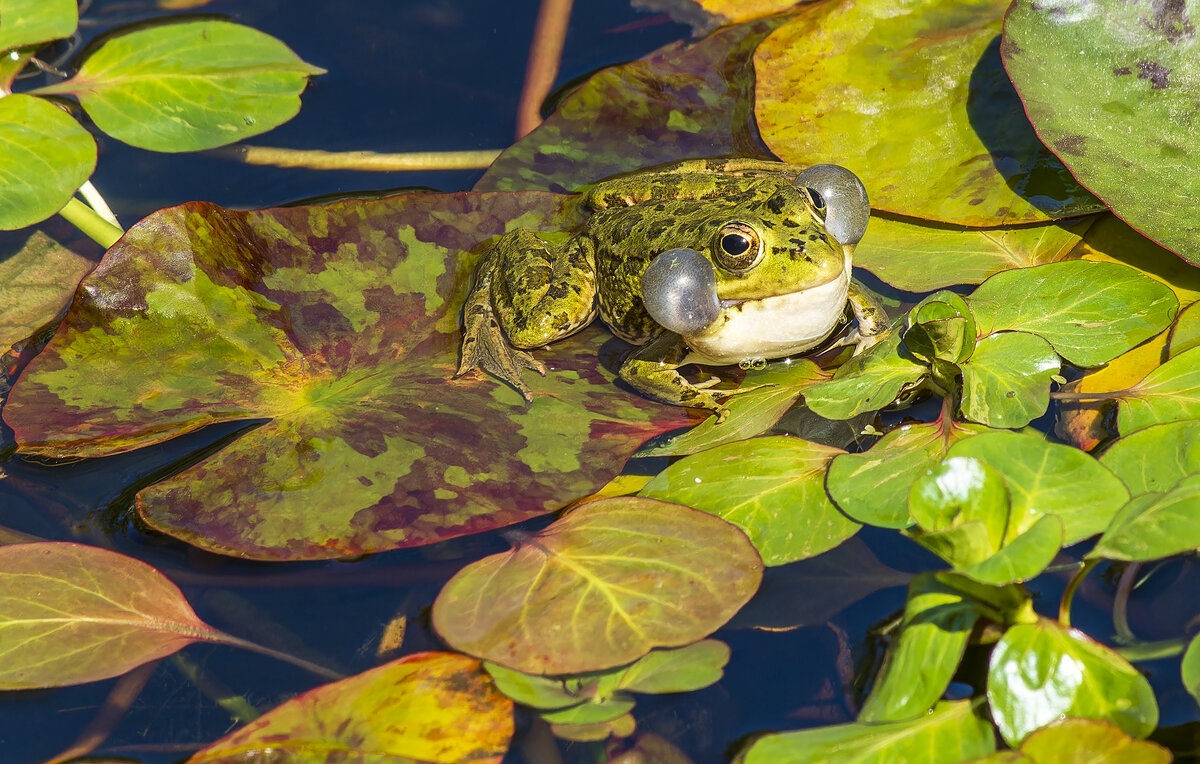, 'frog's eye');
714,222,763,272
805,187,826,212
